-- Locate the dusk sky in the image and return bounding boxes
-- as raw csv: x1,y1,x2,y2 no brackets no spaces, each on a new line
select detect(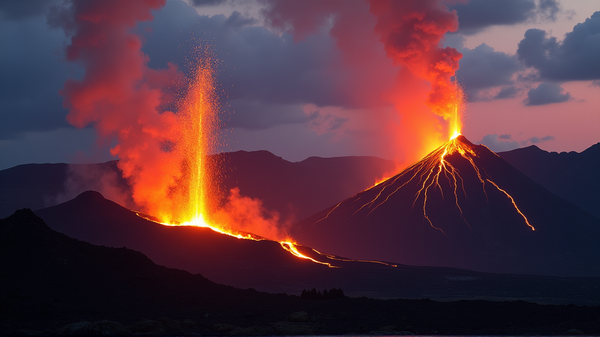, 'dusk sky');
1,0,599,170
